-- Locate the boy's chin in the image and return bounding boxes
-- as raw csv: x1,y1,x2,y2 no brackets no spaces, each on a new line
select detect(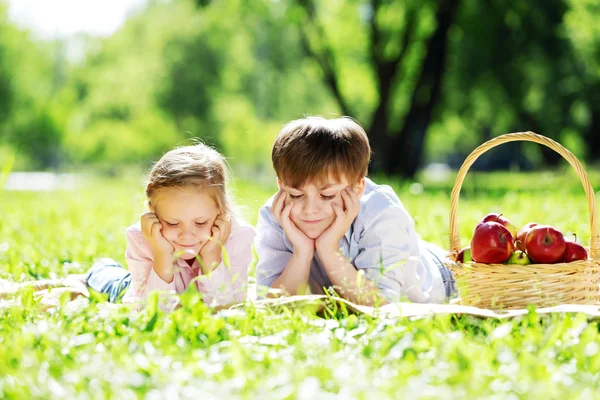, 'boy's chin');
299,226,327,240
304,231,322,240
